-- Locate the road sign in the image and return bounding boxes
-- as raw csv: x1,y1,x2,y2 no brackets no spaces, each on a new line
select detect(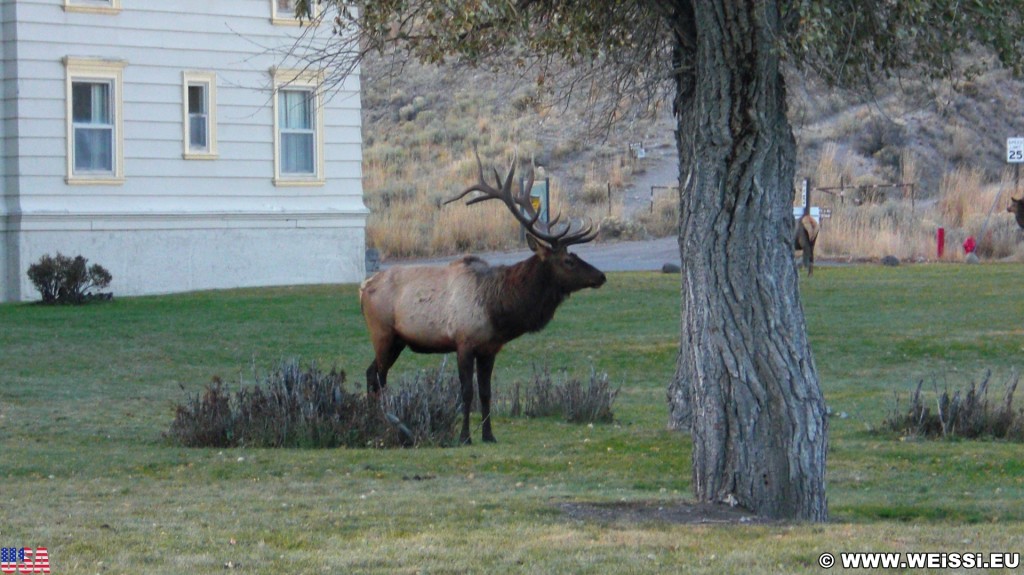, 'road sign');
520,177,550,224
1008,137,1024,163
